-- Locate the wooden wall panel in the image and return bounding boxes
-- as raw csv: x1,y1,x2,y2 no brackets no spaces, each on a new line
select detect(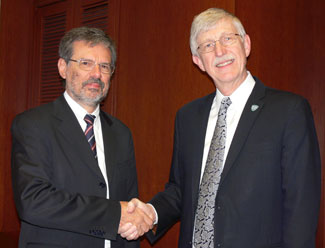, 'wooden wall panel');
236,1,325,246
113,0,235,247
0,0,34,245
0,0,324,247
